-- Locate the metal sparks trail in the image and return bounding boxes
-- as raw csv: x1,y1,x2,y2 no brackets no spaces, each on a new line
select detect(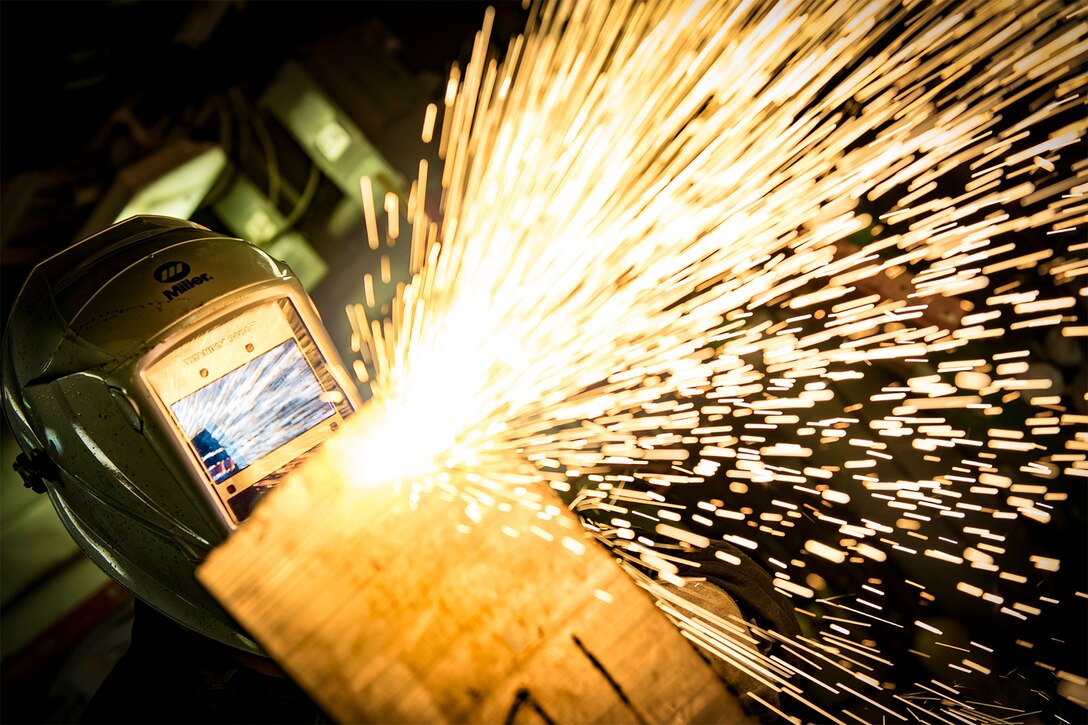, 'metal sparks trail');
340,0,1087,721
